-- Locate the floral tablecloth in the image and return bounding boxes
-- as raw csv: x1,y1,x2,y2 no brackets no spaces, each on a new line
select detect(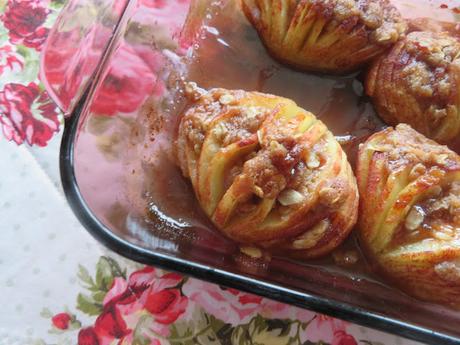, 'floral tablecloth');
0,0,429,344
